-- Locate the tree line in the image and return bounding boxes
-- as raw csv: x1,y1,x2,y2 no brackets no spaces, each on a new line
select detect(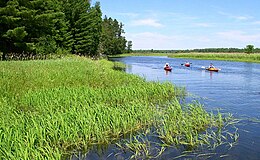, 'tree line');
133,46,260,54
0,0,132,60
